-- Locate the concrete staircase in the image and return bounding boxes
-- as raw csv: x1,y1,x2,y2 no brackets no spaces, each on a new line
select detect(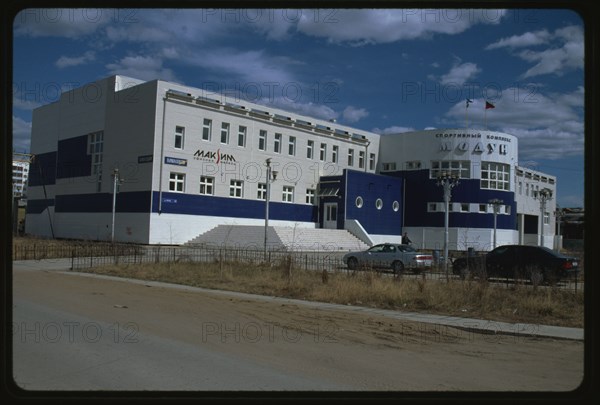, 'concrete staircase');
184,225,369,252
